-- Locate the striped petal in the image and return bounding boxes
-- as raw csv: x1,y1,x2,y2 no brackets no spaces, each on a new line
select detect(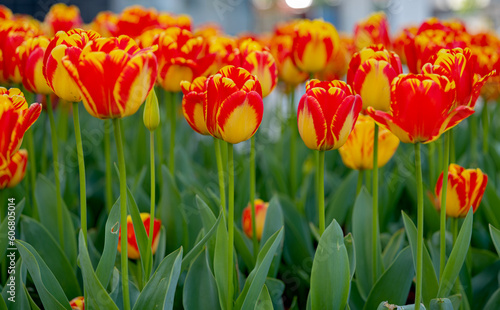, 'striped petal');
297,92,327,150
